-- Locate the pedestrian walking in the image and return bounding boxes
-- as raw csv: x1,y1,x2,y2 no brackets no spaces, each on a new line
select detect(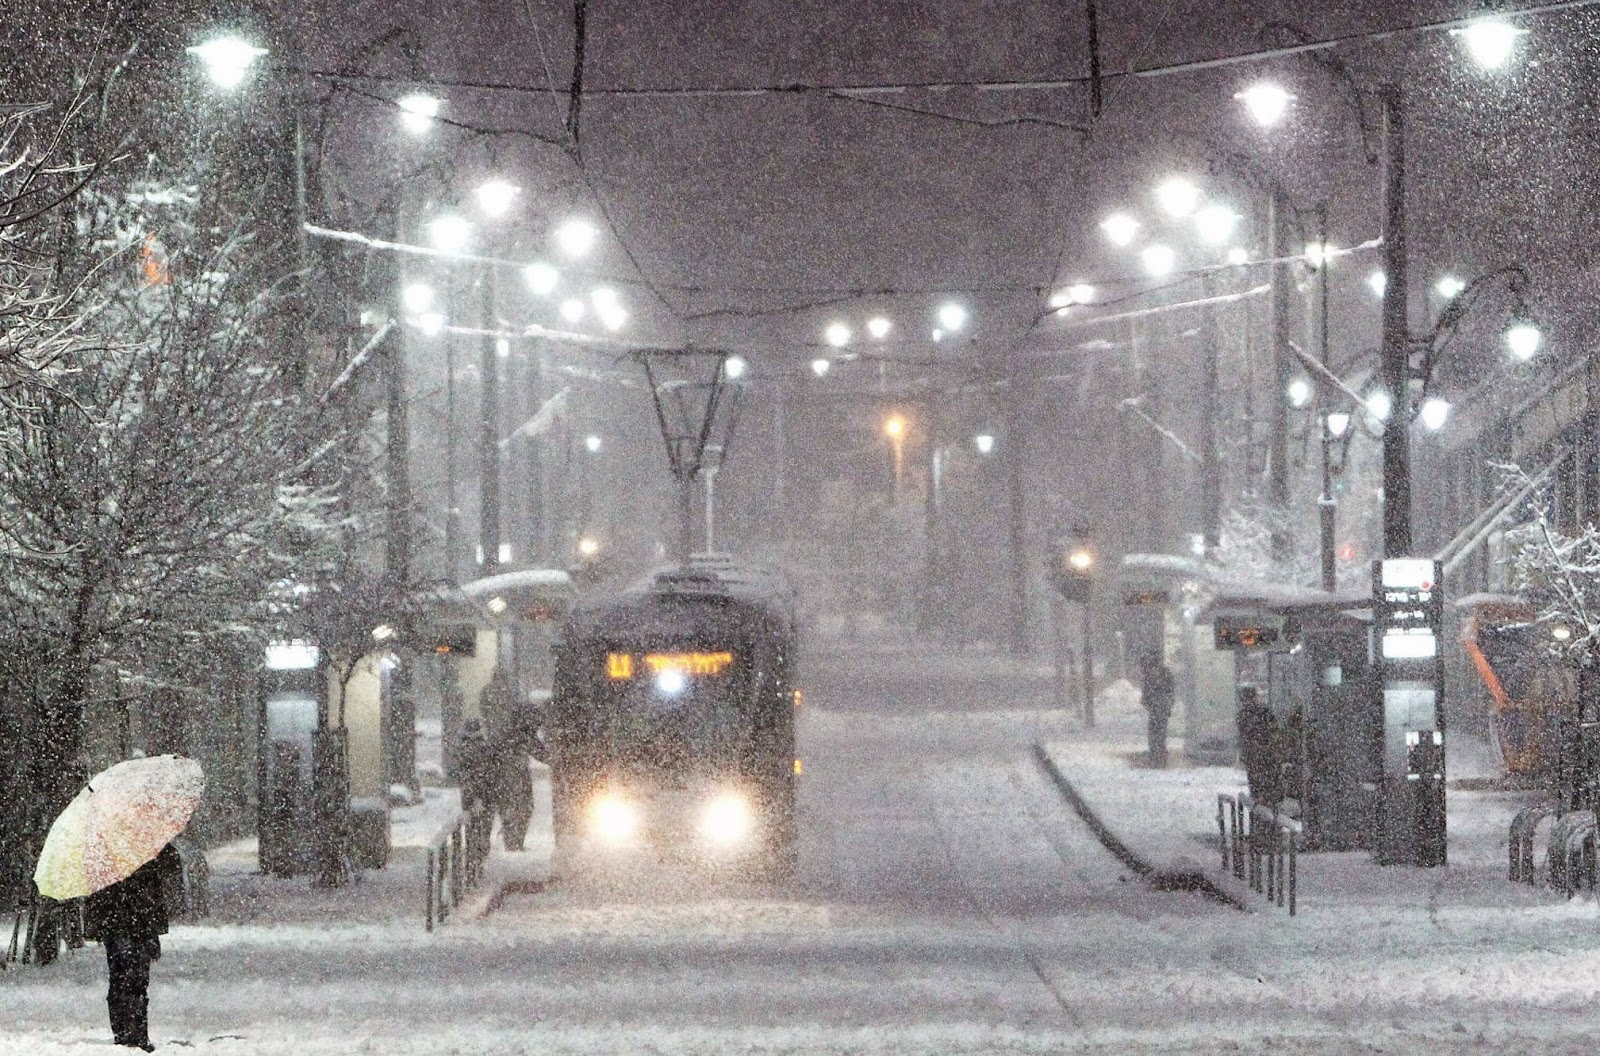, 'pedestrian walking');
84,842,182,1051
1138,651,1175,769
